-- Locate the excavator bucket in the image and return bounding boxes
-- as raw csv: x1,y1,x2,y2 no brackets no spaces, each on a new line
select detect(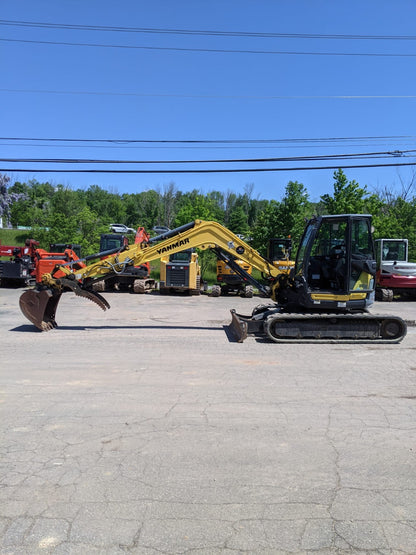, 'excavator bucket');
19,289,62,331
